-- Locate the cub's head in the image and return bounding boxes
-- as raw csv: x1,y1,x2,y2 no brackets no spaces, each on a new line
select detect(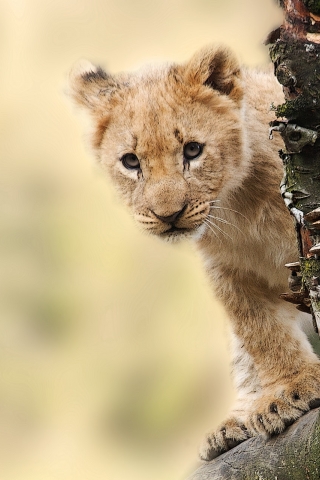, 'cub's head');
69,46,245,241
